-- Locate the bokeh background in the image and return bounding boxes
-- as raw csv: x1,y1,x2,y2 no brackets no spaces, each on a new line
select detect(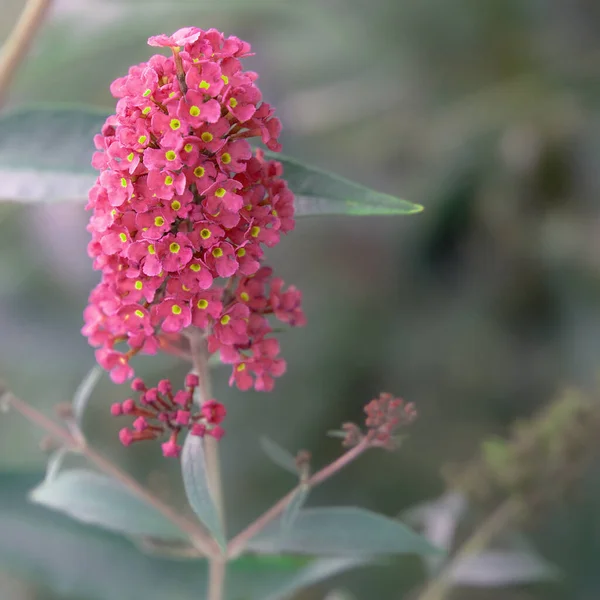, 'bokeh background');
1,0,600,598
